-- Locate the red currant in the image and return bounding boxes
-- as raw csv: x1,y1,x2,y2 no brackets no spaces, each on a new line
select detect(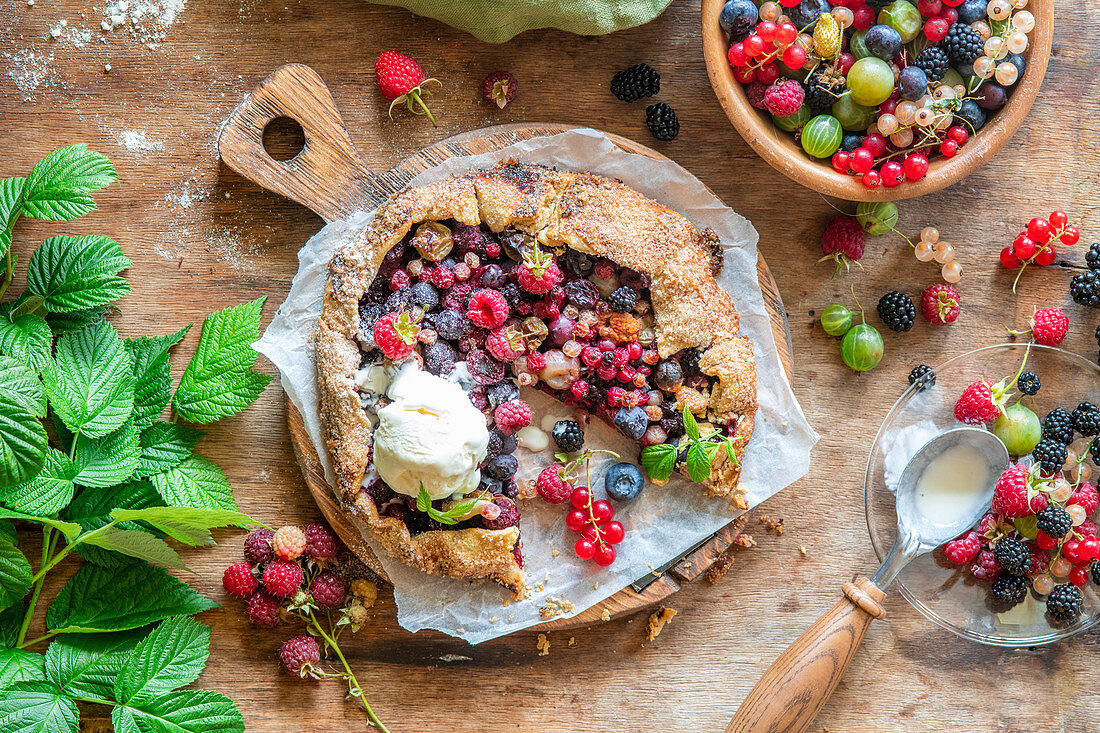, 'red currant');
848,147,873,174
1061,226,1080,245
880,161,904,187
852,4,875,29
574,537,596,560
879,99,898,115
727,43,749,68
947,126,969,145
1049,210,1069,229
942,0,964,6
566,509,588,532
776,23,798,45
938,8,958,23
903,154,929,181
779,0,799,6
756,63,779,85
756,21,778,43
831,151,851,174
940,140,957,157
1036,530,1058,550
837,52,856,74
743,35,765,57
570,486,591,509
781,44,806,69
916,0,942,16
591,499,614,525
732,66,756,84
1027,217,1051,242
1034,246,1056,266
593,544,617,567
1070,565,1090,588
863,134,888,157
923,17,950,41
601,521,625,545
1063,538,1082,563
861,170,881,188
1012,234,1036,260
